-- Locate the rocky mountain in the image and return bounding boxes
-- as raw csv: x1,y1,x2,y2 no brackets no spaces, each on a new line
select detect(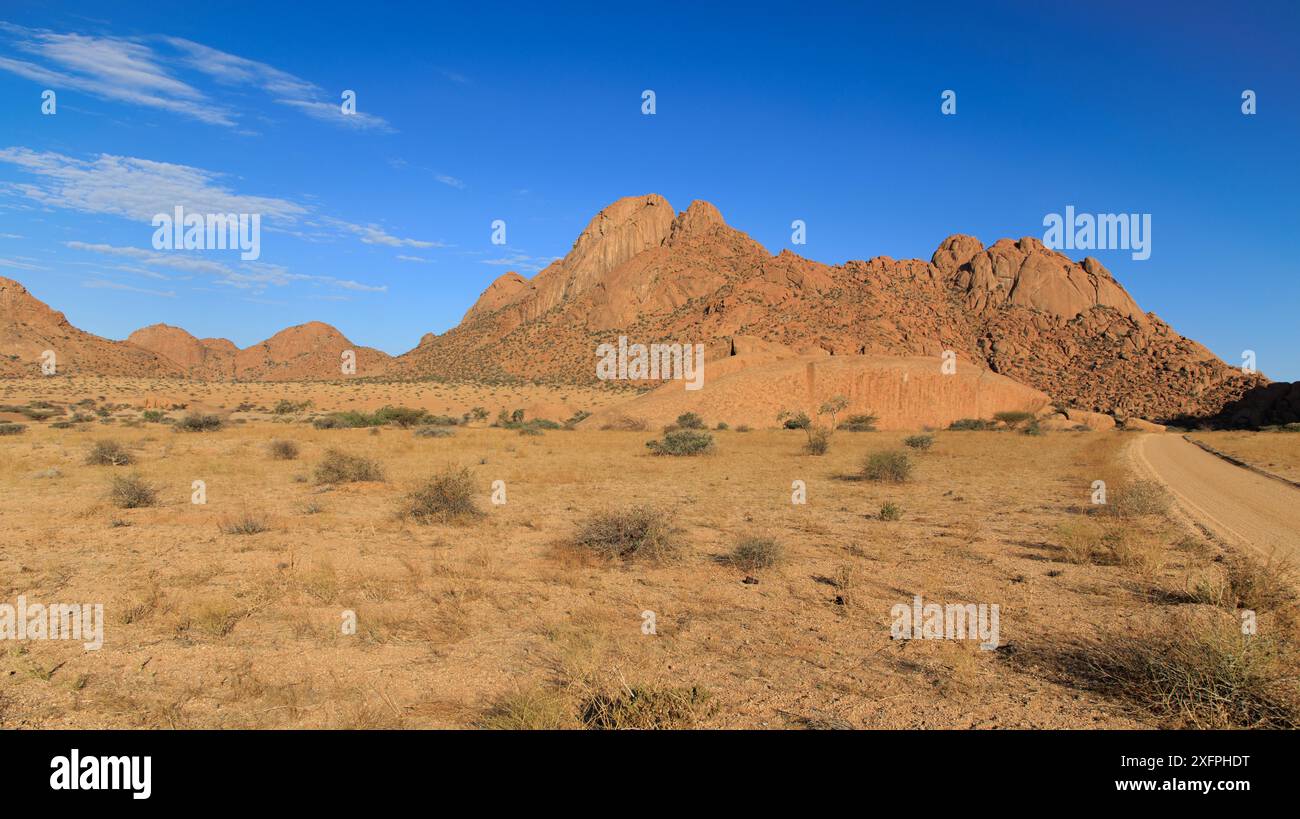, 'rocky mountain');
398,195,1264,422
0,277,182,377
0,196,1275,424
